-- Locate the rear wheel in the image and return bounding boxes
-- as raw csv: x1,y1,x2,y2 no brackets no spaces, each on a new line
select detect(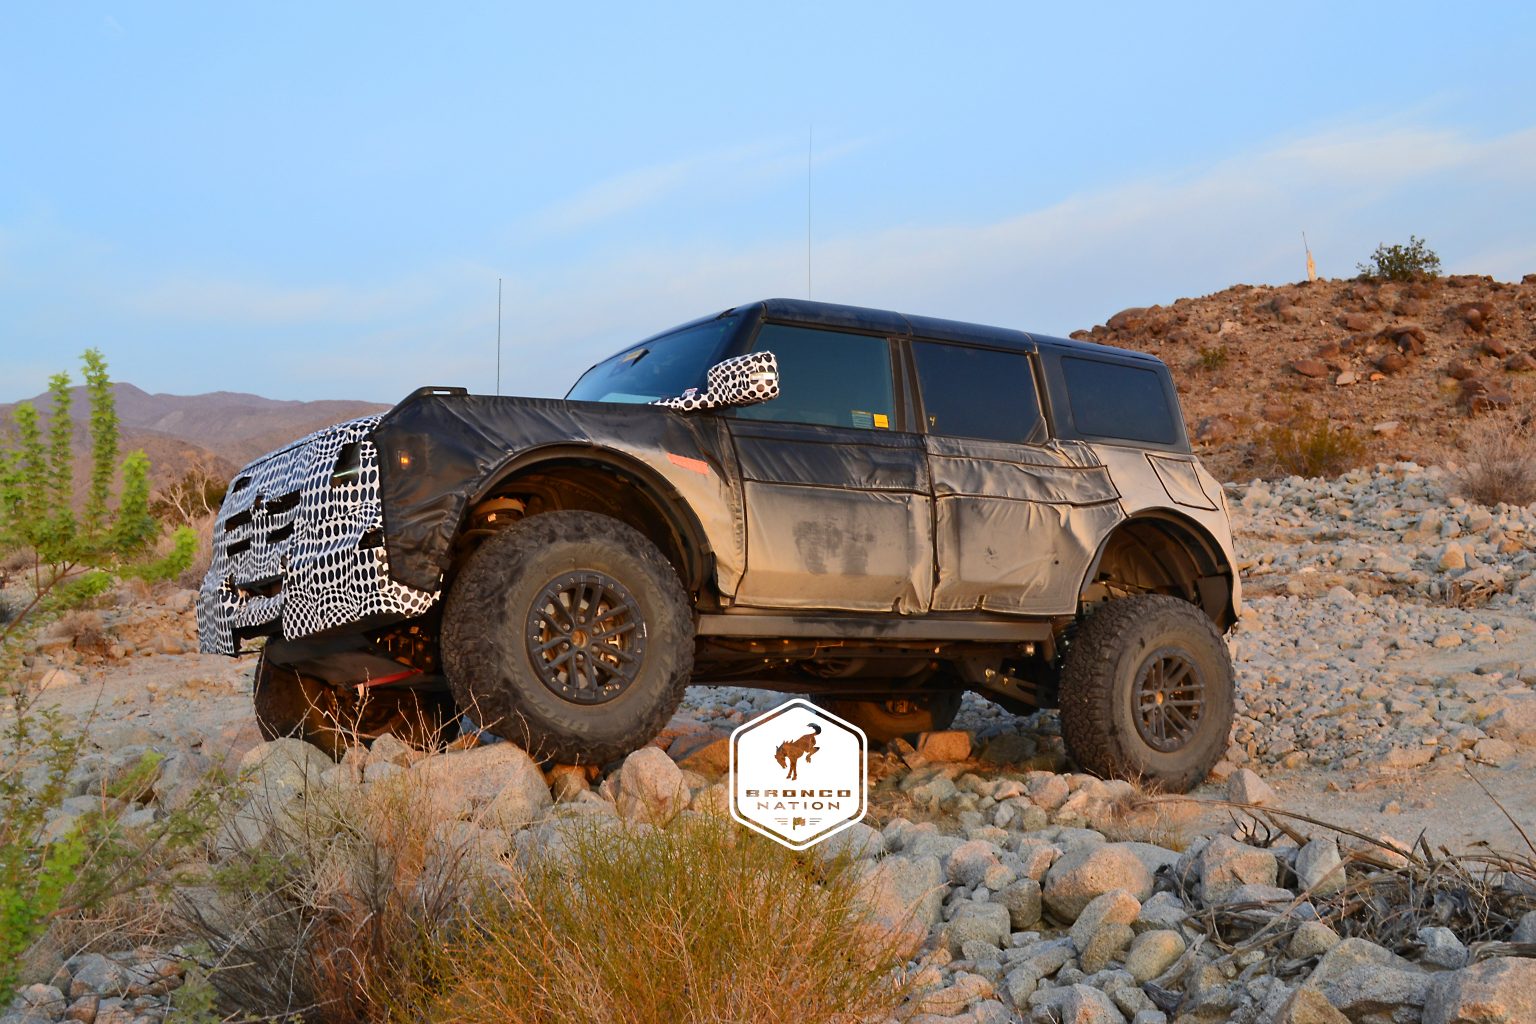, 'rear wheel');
441,511,693,764
1058,595,1233,793
820,690,963,745
253,653,457,759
